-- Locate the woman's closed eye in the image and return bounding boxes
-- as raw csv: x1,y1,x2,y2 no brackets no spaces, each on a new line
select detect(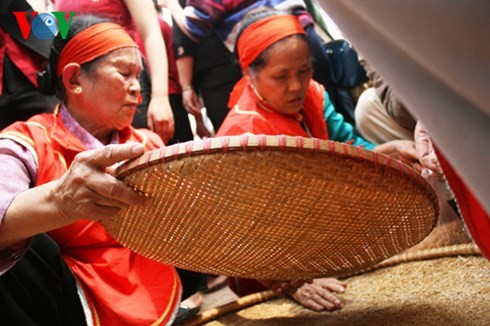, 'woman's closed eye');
119,70,141,80
299,68,311,76
273,75,287,81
